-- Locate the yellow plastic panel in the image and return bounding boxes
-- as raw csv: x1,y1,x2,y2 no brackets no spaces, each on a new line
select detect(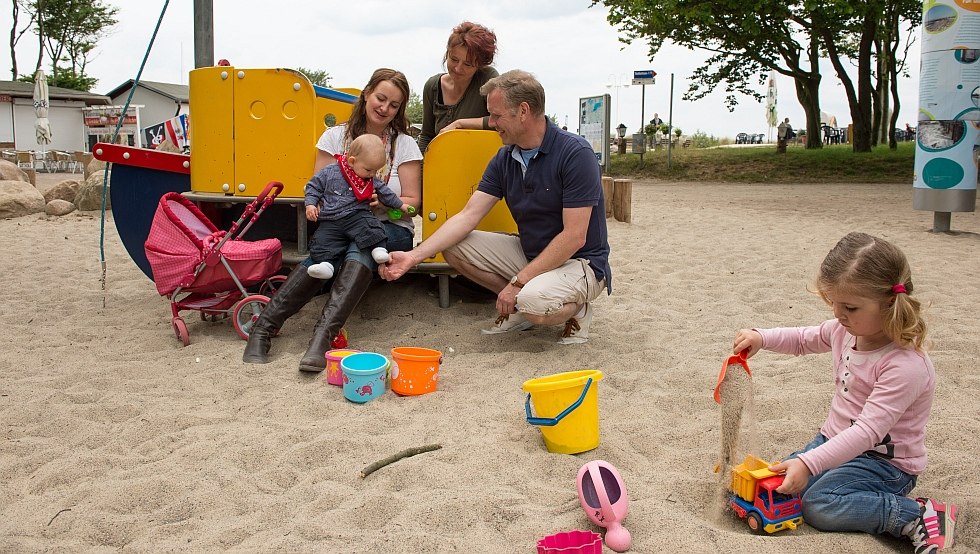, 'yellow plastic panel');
233,68,317,197
421,130,516,262
189,66,235,193
315,87,359,136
